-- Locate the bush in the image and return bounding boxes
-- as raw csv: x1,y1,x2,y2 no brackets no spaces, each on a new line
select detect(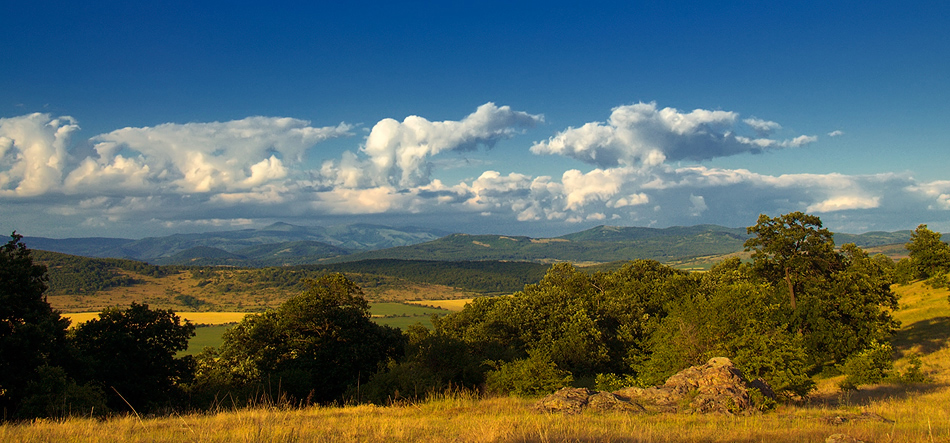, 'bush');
594,373,638,392
838,340,893,390
485,351,573,397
